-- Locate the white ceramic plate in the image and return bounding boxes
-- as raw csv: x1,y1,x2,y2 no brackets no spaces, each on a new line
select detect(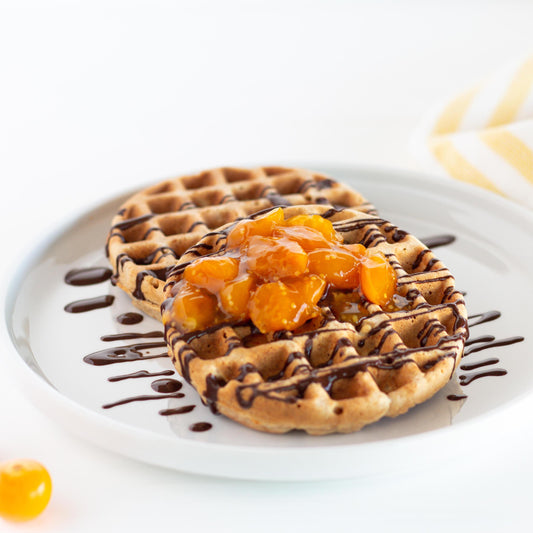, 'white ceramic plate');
4,165,533,480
